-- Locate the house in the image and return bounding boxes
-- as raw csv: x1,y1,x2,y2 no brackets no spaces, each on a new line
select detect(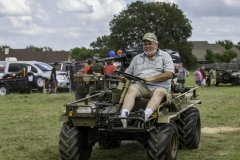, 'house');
191,41,226,64
0,48,71,62
191,41,240,64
